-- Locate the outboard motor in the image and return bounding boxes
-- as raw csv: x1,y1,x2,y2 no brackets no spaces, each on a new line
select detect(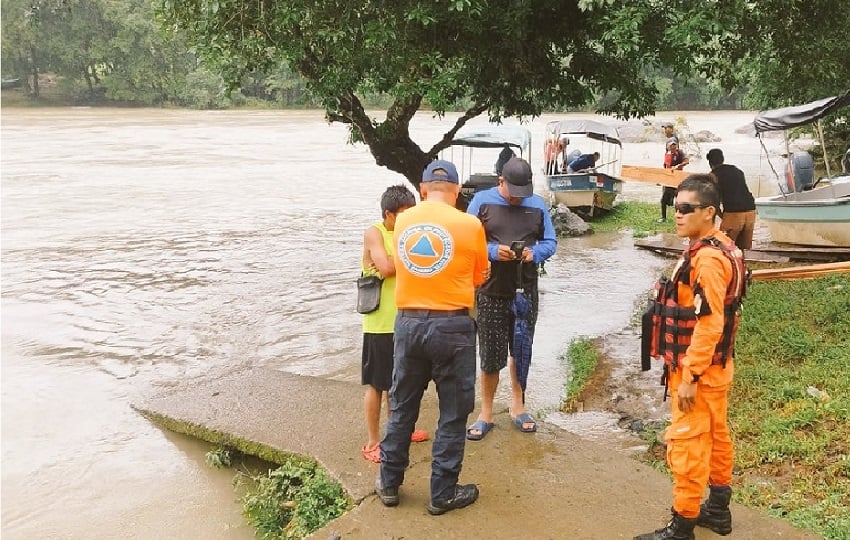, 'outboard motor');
783,151,814,192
